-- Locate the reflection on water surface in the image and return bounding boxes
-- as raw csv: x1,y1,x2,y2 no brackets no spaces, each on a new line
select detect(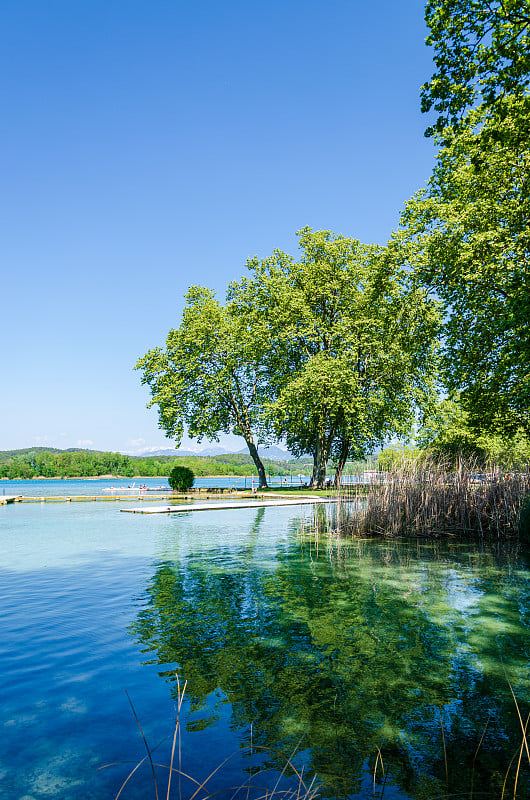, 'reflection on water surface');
131,509,530,798
0,495,529,798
